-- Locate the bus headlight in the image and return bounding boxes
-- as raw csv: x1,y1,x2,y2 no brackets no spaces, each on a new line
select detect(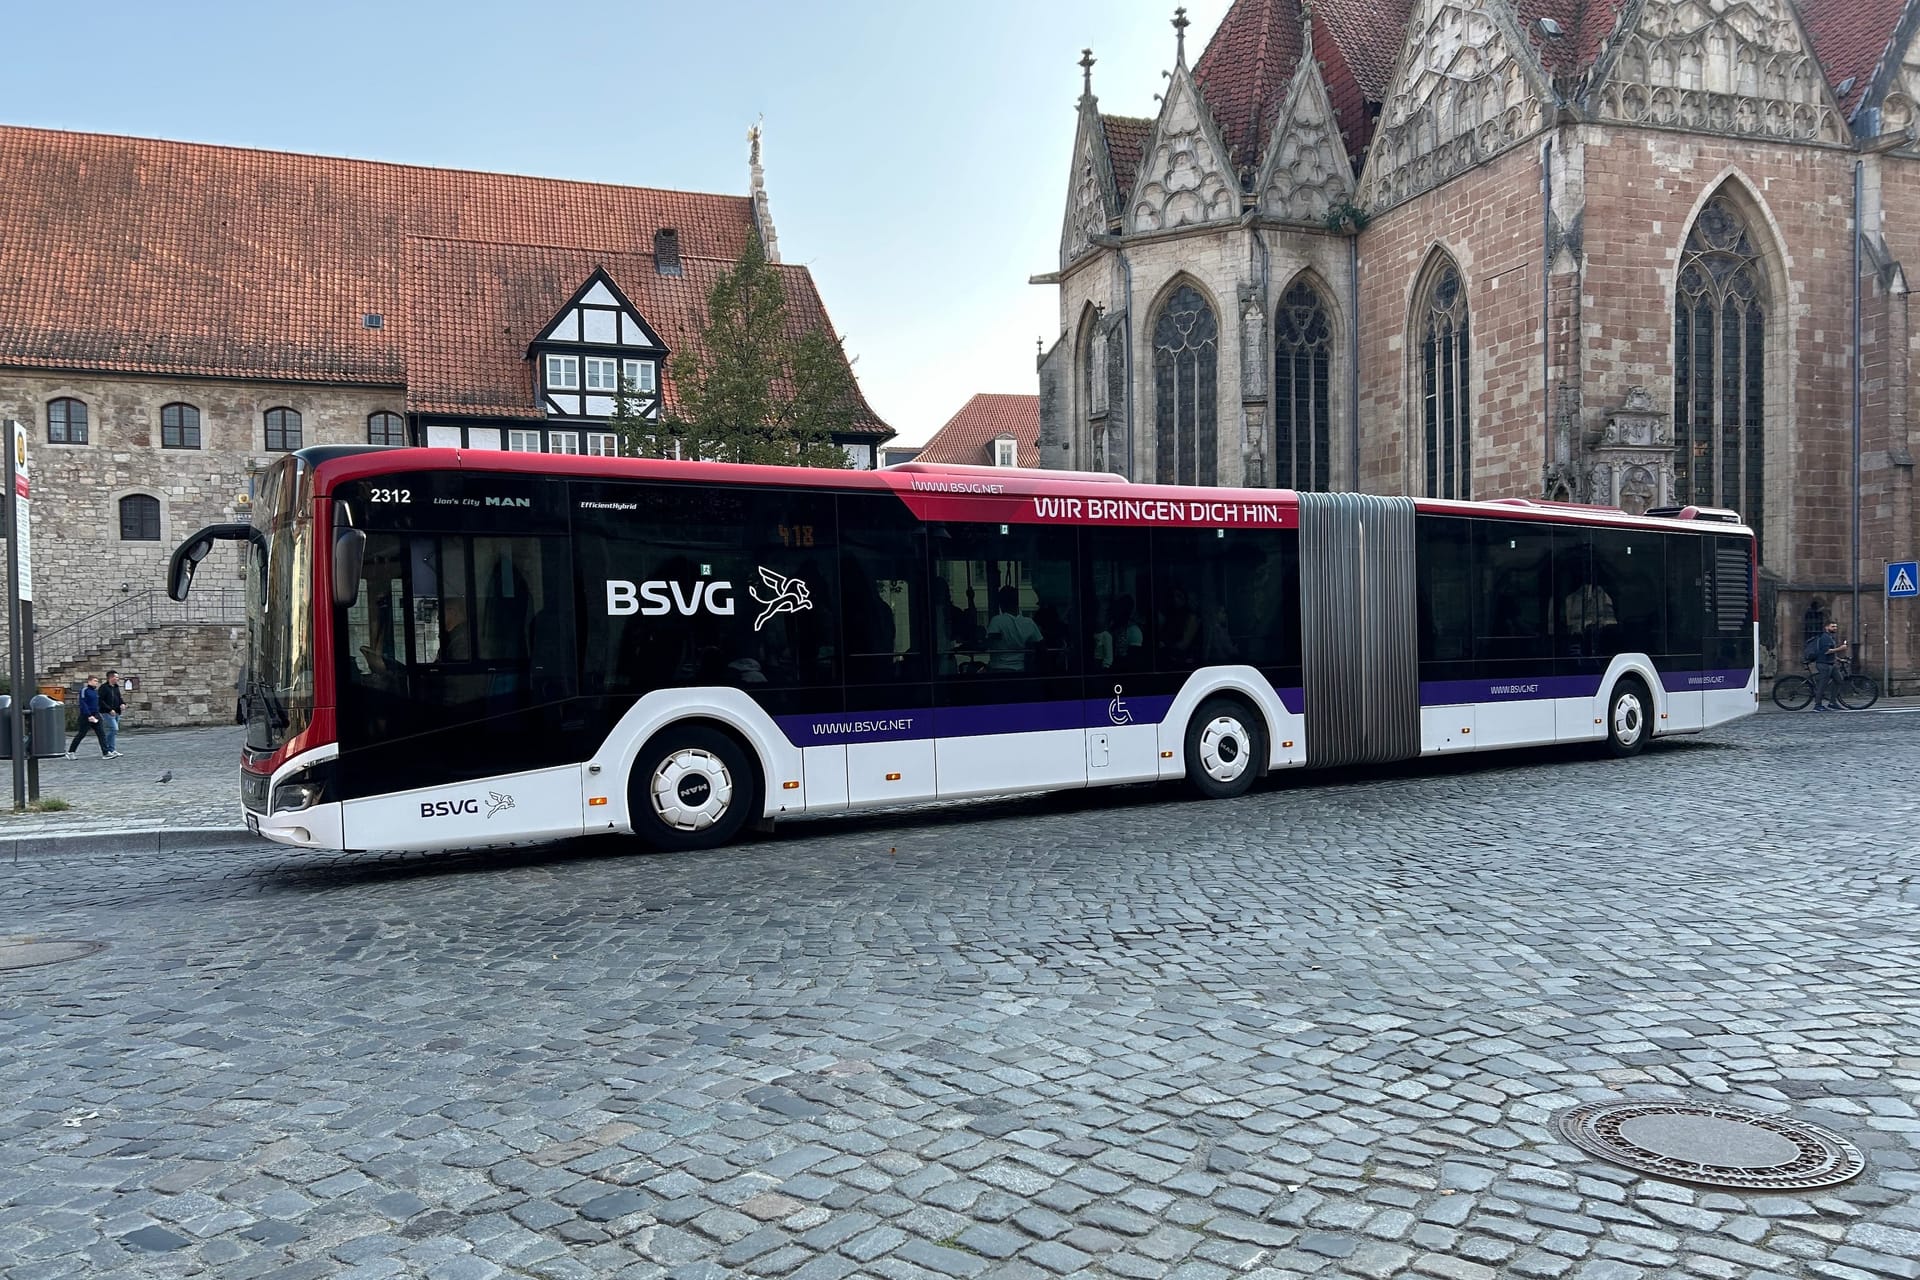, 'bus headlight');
273,761,335,813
